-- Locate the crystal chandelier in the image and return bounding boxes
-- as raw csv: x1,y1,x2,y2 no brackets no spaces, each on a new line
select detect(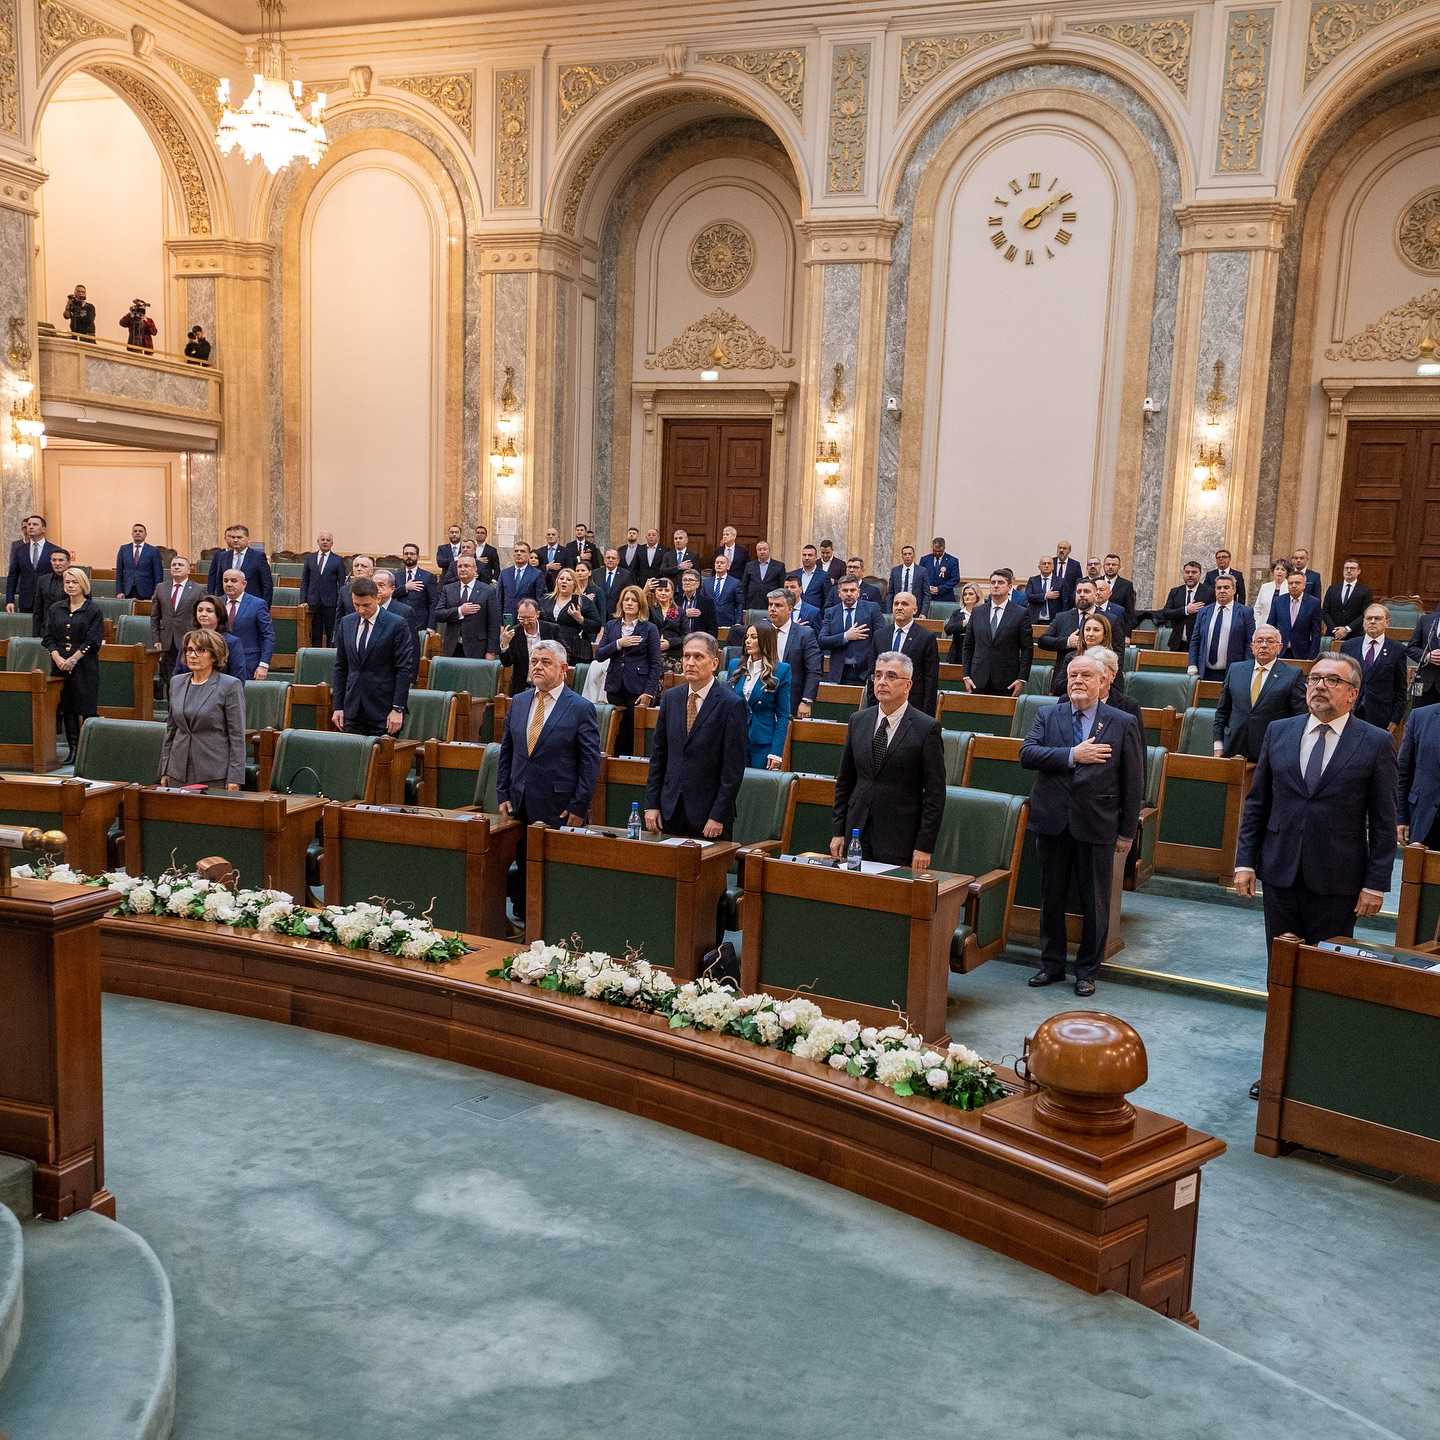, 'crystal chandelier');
215,1,328,174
